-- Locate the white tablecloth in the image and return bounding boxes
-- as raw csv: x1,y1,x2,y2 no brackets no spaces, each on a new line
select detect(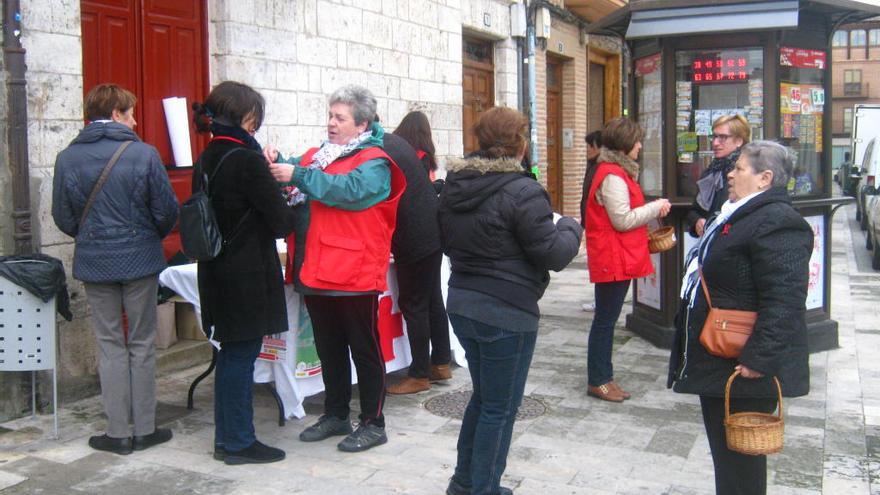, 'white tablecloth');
159,260,464,419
